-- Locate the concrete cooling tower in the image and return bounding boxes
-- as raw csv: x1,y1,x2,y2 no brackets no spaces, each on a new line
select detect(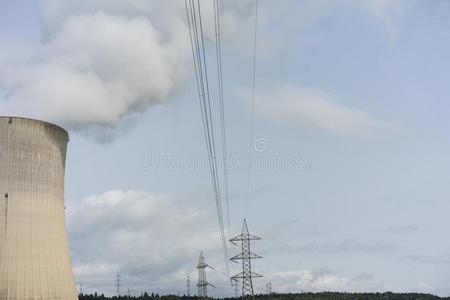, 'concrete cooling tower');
0,117,77,300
